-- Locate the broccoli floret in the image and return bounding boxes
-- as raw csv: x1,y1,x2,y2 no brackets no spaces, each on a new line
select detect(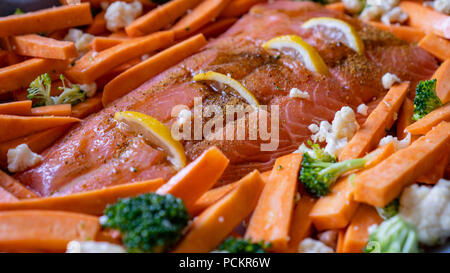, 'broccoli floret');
14,8,24,15
412,79,442,121
365,215,419,253
102,193,189,253
217,237,270,253
27,73,53,107
298,140,337,162
376,198,399,220
299,152,366,197
55,75,86,105
27,74,86,107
